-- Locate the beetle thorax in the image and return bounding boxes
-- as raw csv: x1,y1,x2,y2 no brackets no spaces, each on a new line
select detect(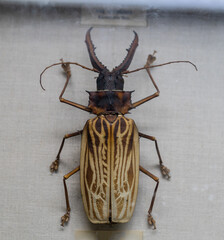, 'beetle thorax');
87,91,133,115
